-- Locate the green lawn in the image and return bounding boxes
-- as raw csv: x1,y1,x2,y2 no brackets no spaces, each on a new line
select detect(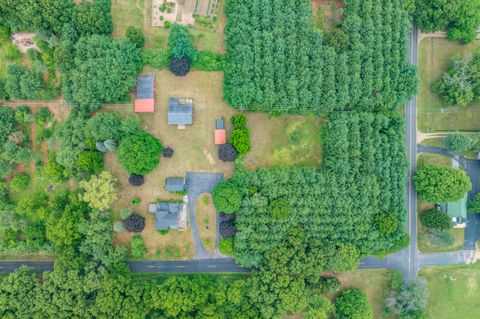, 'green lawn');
329,270,393,319
111,0,225,52
417,153,452,167
418,37,480,132
420,264,480,319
